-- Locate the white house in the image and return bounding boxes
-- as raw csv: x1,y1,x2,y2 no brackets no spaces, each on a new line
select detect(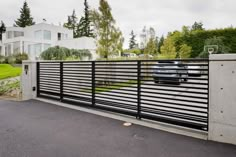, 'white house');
0,22,97,60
